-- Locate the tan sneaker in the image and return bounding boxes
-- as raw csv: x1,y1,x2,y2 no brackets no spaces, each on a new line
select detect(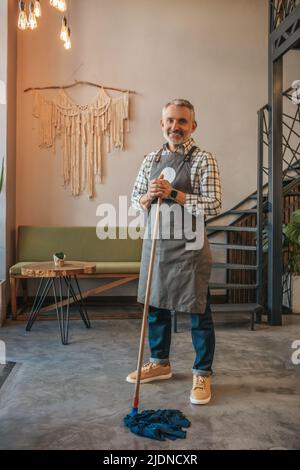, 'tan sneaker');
190,375,211,404
126,362,172,384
